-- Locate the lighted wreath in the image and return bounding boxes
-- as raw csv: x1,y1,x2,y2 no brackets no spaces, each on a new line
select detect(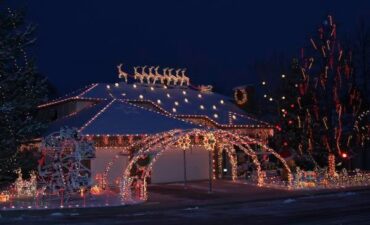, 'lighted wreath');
234,89,248,105
203,133,216,151
177,135,191,150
